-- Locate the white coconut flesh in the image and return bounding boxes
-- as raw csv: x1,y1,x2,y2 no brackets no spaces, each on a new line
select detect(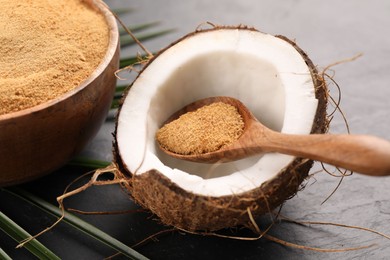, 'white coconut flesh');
116,28,318,197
